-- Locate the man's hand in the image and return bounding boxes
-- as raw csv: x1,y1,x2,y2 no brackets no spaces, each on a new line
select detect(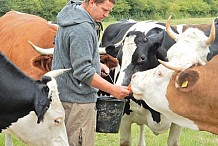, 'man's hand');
100,63,109,77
